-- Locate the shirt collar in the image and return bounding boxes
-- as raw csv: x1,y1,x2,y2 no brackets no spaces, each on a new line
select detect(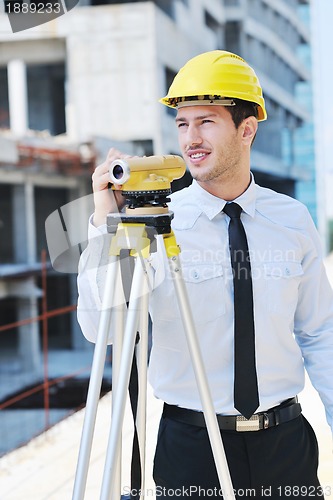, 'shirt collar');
190,173,256,221
230,173,256,218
